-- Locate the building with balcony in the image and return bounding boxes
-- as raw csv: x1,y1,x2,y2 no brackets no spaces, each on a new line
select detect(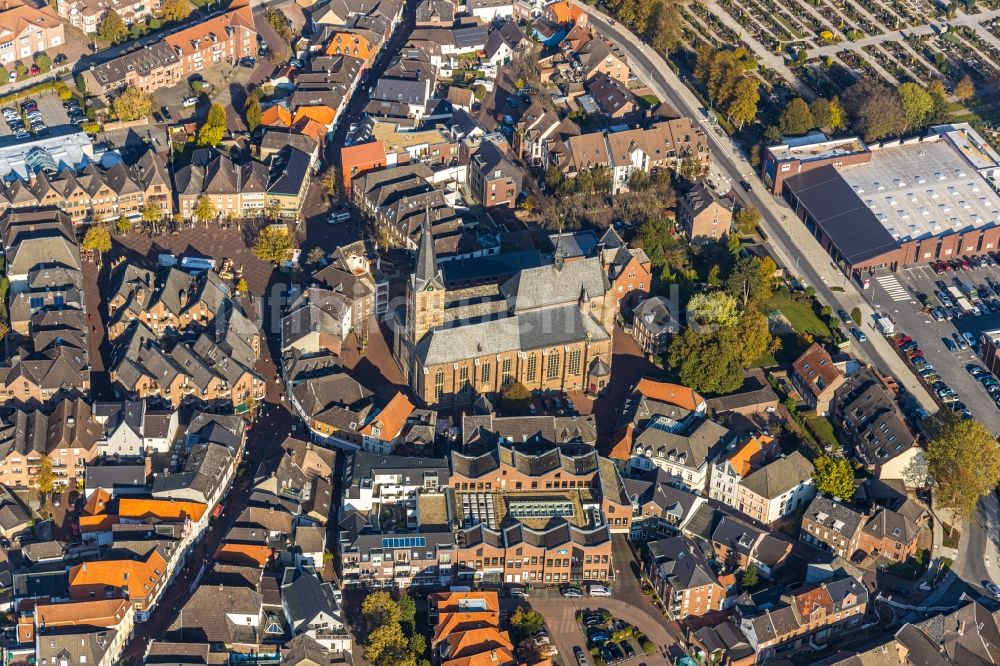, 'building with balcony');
648,535,725,619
